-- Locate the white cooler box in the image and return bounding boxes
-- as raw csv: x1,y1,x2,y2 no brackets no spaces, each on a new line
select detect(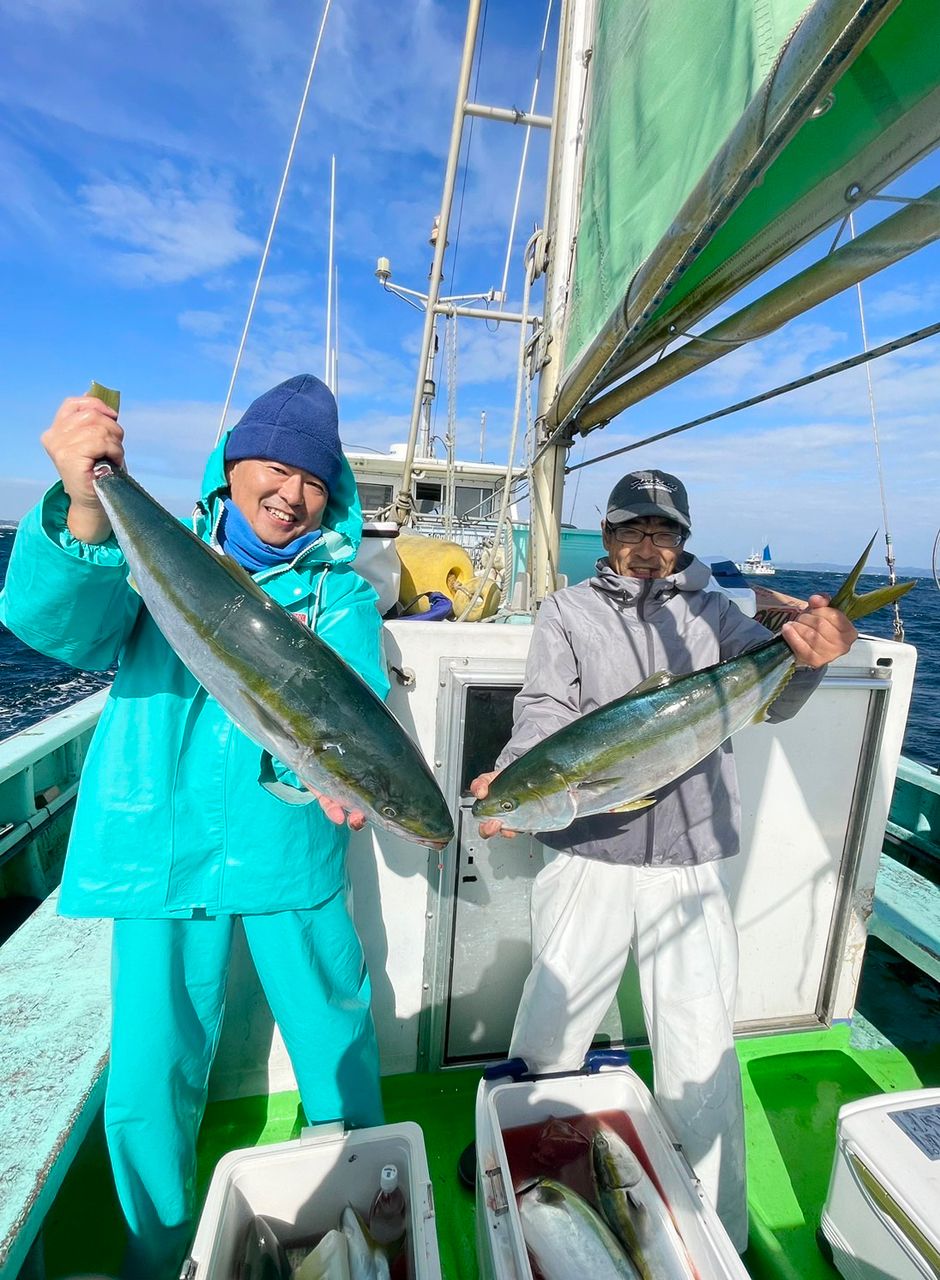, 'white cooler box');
474,1061,749,1280
820,1088,940,1280
184,1120,442,1279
